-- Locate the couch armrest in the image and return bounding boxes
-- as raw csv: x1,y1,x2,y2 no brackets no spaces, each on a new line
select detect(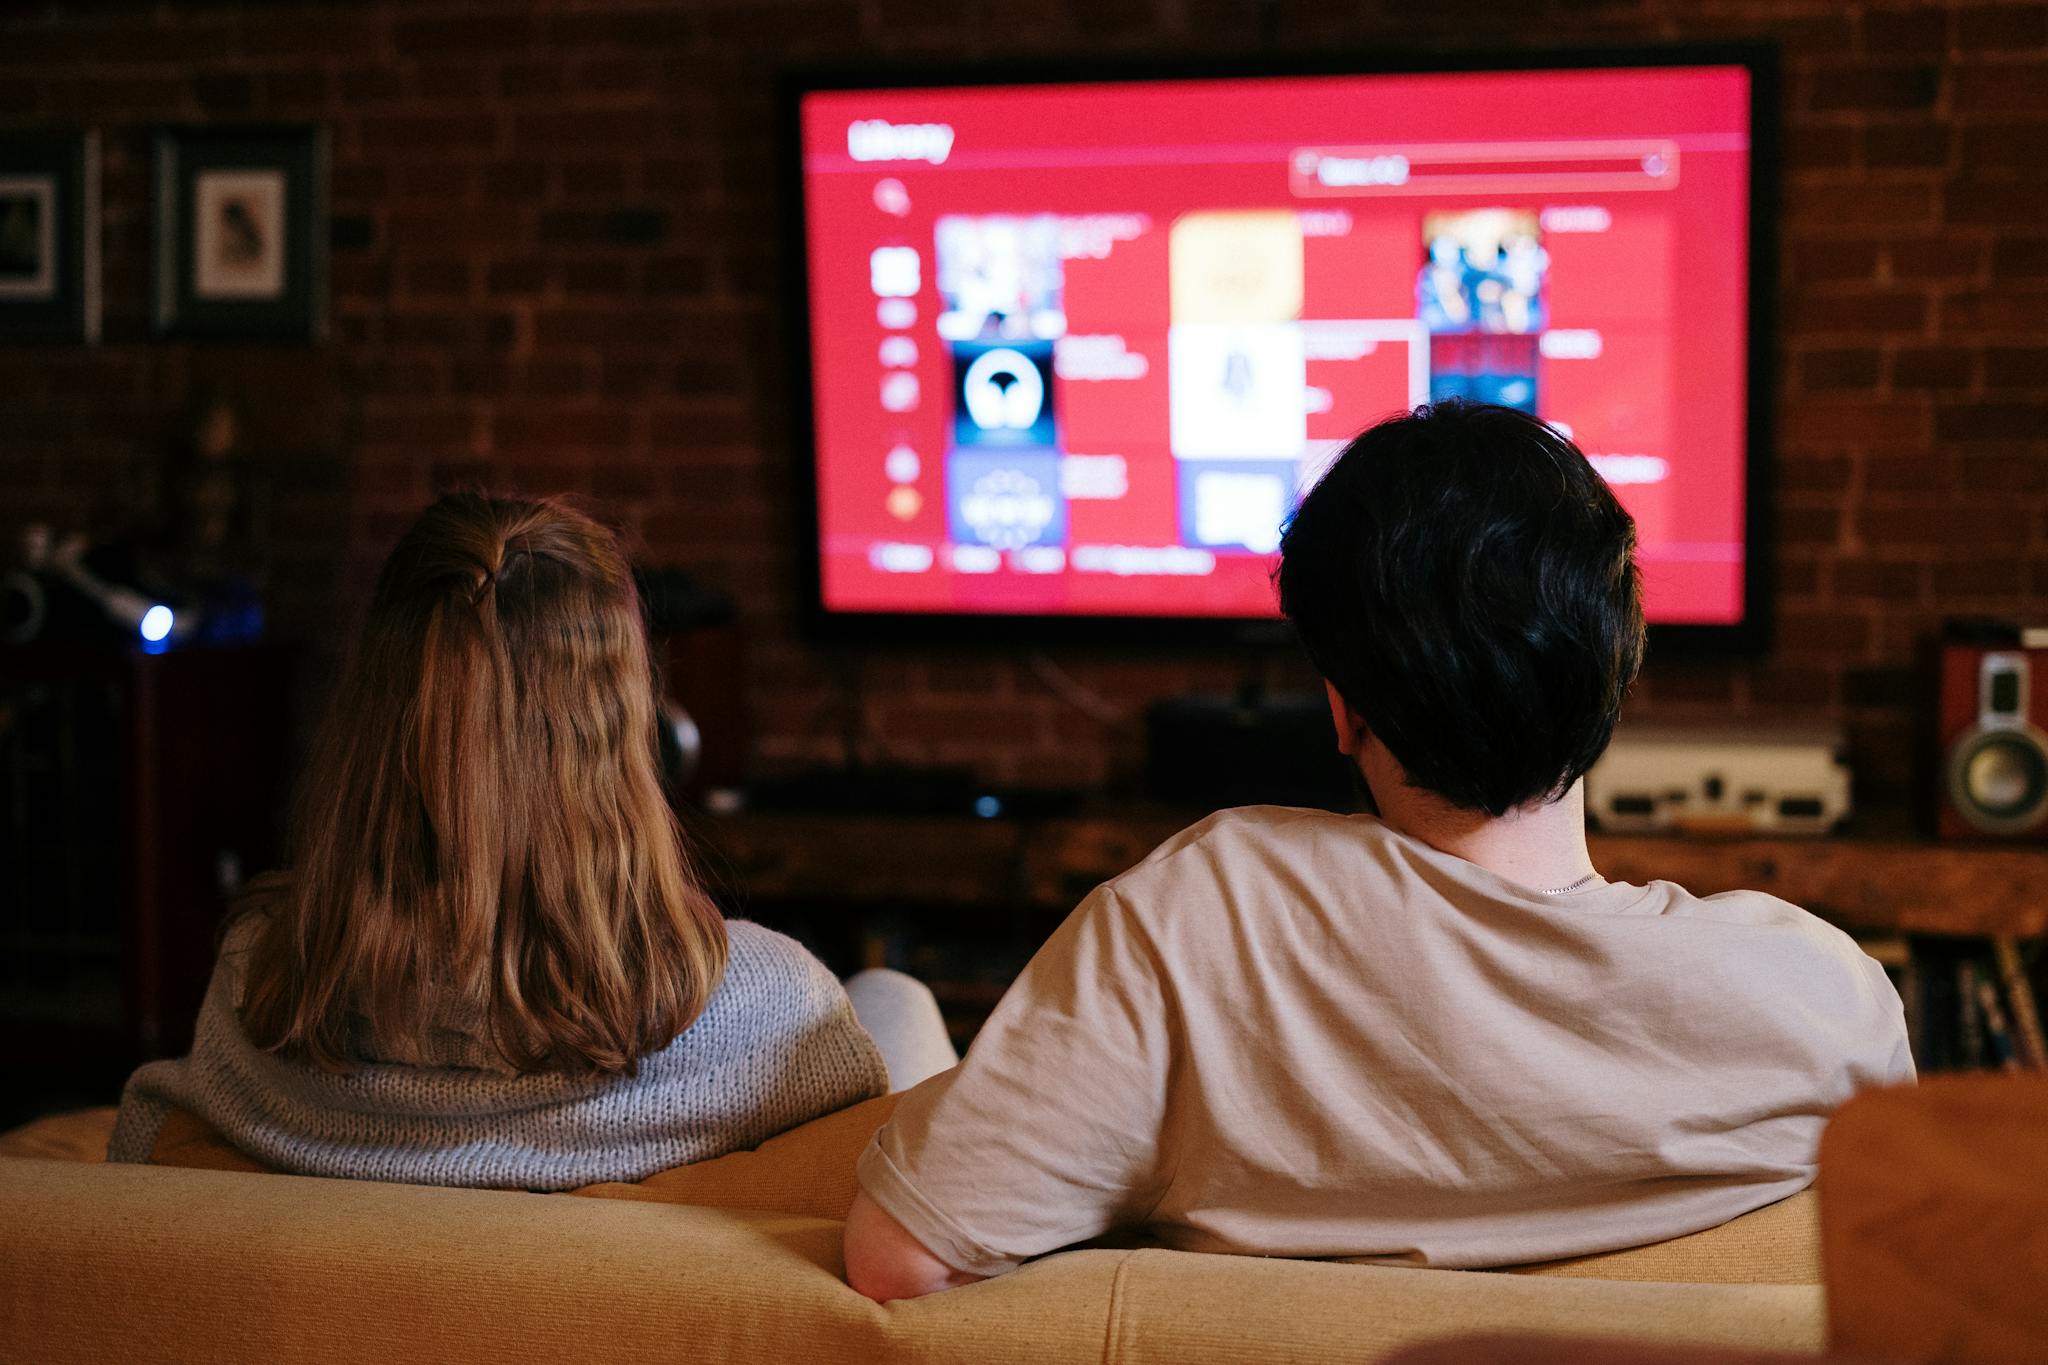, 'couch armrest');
1820,1076,2048,1361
